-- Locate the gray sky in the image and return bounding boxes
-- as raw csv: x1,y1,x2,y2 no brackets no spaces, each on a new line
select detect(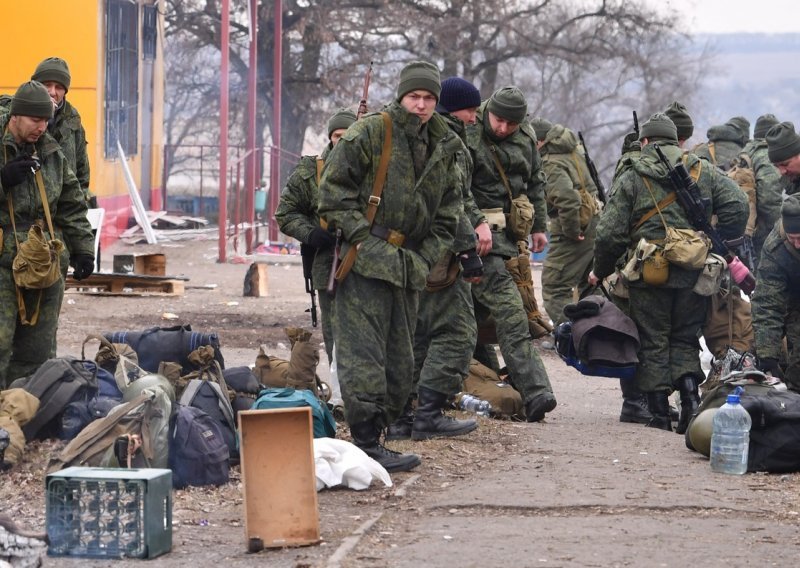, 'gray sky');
657,0,798,34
